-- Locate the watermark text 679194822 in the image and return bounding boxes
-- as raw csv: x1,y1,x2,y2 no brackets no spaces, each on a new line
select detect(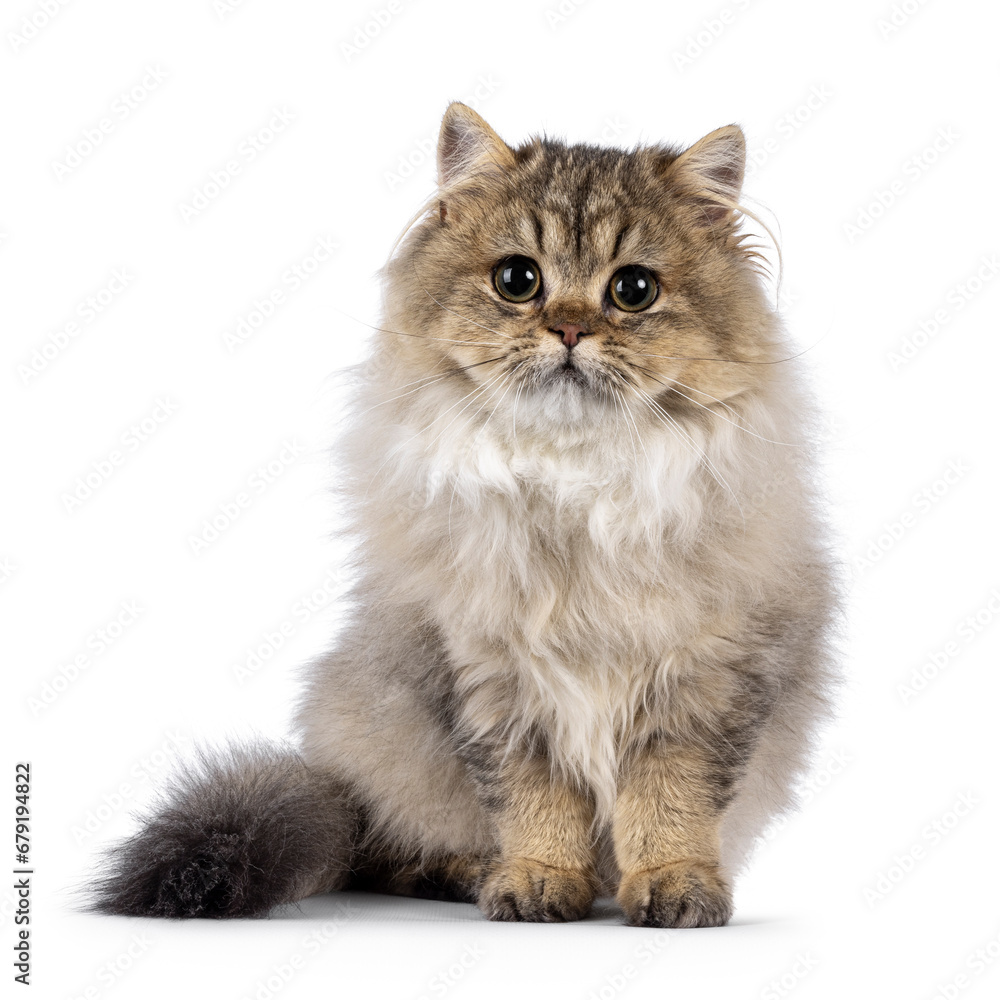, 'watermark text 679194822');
14,762,32,986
